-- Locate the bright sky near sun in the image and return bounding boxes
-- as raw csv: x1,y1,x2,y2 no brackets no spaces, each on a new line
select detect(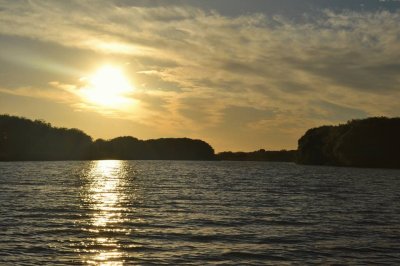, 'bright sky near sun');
0,0,400,151
79,65,136,109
